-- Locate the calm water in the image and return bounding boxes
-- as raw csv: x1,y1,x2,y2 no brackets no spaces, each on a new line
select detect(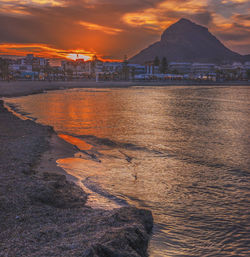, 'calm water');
5,86,250,256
